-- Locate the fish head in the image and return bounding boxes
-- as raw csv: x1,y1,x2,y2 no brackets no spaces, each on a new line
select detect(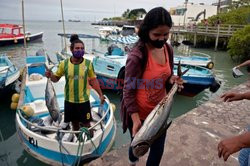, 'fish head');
131,141,150,158
50,109,59,122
